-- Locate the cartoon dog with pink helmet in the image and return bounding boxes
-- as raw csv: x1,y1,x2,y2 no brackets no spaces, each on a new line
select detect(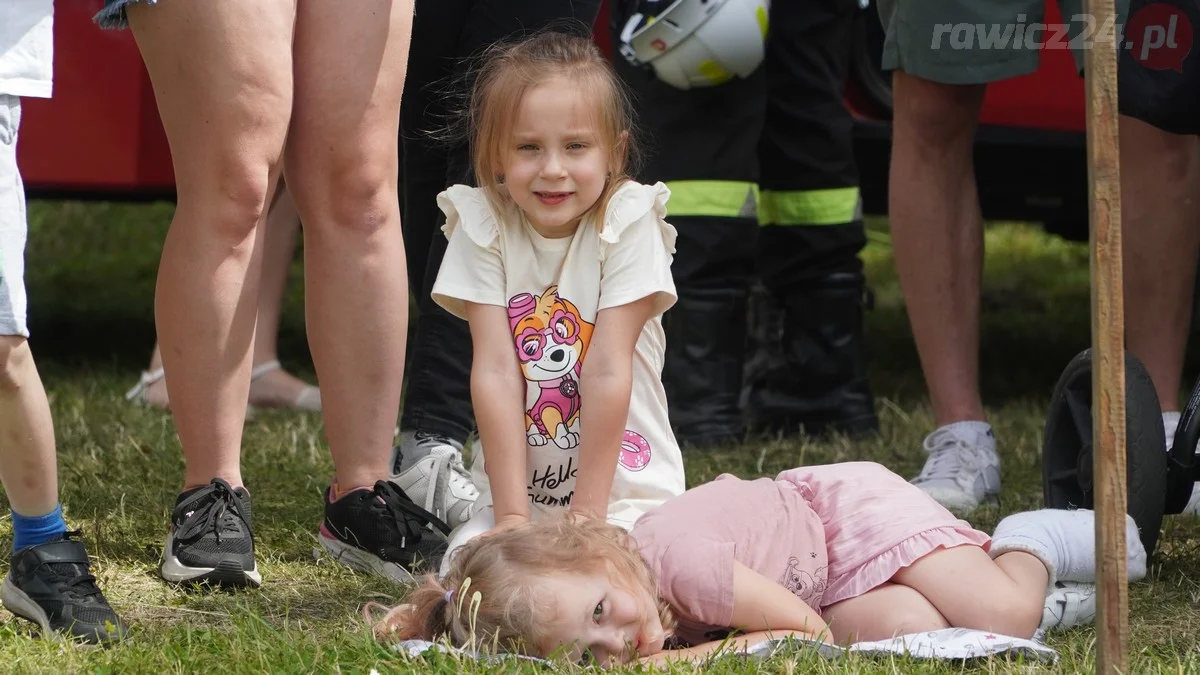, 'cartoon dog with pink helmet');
508,287,594,449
